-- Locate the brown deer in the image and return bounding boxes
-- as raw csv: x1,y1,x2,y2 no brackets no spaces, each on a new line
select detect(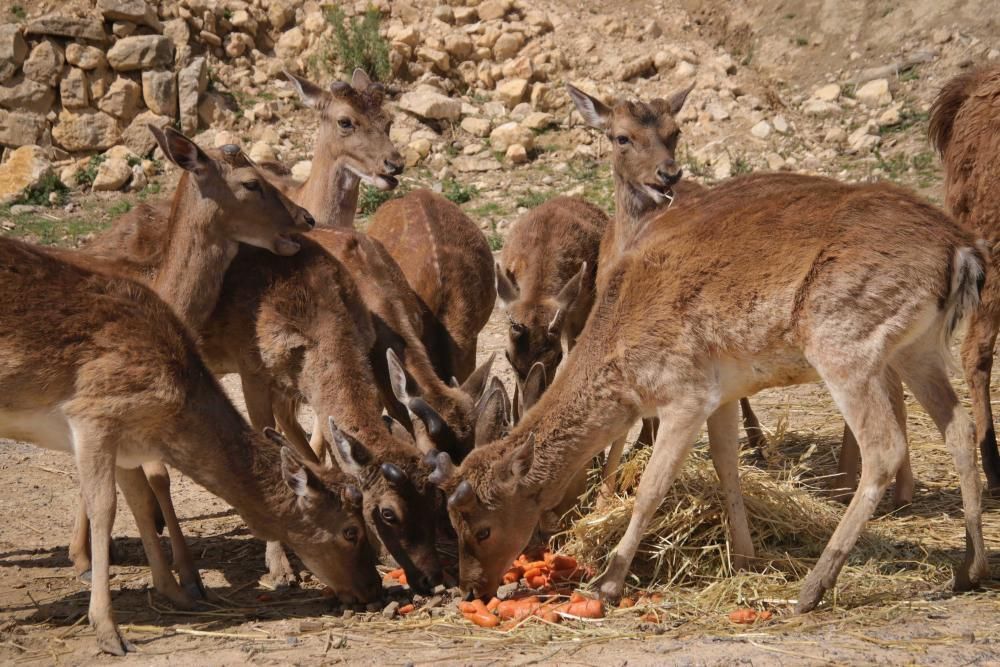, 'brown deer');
566,85,914,506
368,189,497,383
0,234,381,655
429,173,988,611
928,65,1000,495
62,127,314,600
496,197,608,383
